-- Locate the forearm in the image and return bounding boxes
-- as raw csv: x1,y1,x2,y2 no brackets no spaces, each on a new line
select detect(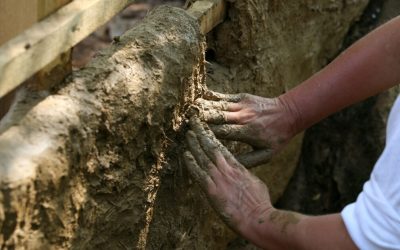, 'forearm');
280,16,400,133
246,209,357,250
